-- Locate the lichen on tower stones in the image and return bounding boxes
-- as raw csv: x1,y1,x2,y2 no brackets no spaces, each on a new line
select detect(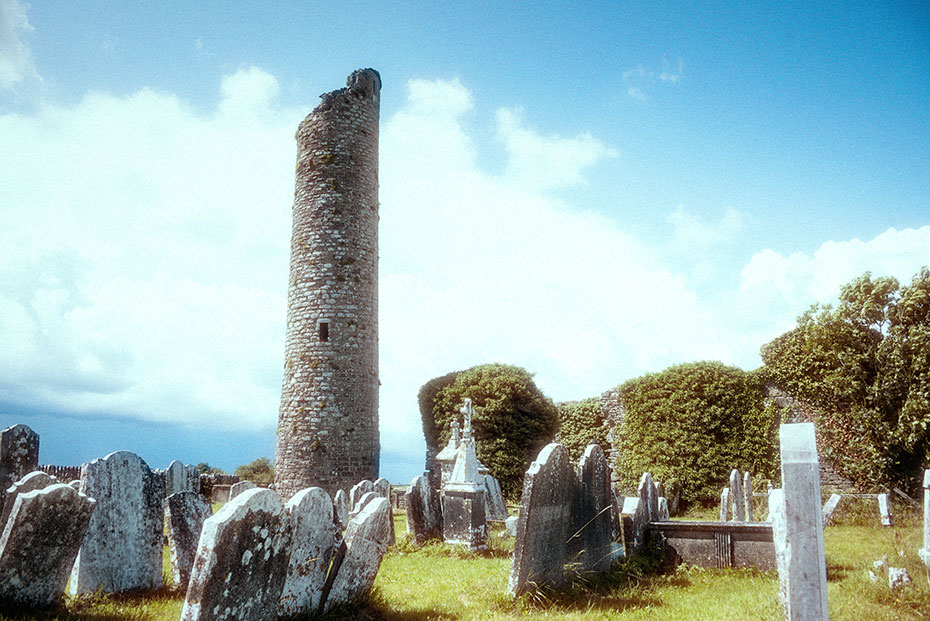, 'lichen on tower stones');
275,69,381,501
